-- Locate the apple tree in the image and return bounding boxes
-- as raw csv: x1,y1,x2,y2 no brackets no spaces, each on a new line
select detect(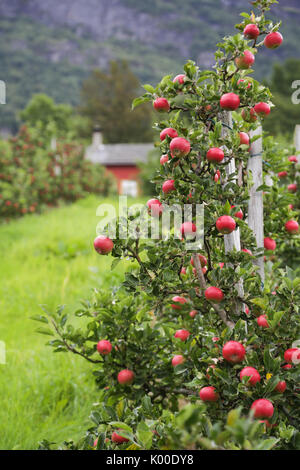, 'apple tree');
36,0,300,450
